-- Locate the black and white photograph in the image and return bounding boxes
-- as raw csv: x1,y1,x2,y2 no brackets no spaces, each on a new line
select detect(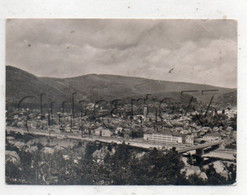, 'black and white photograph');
5,19,237,185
